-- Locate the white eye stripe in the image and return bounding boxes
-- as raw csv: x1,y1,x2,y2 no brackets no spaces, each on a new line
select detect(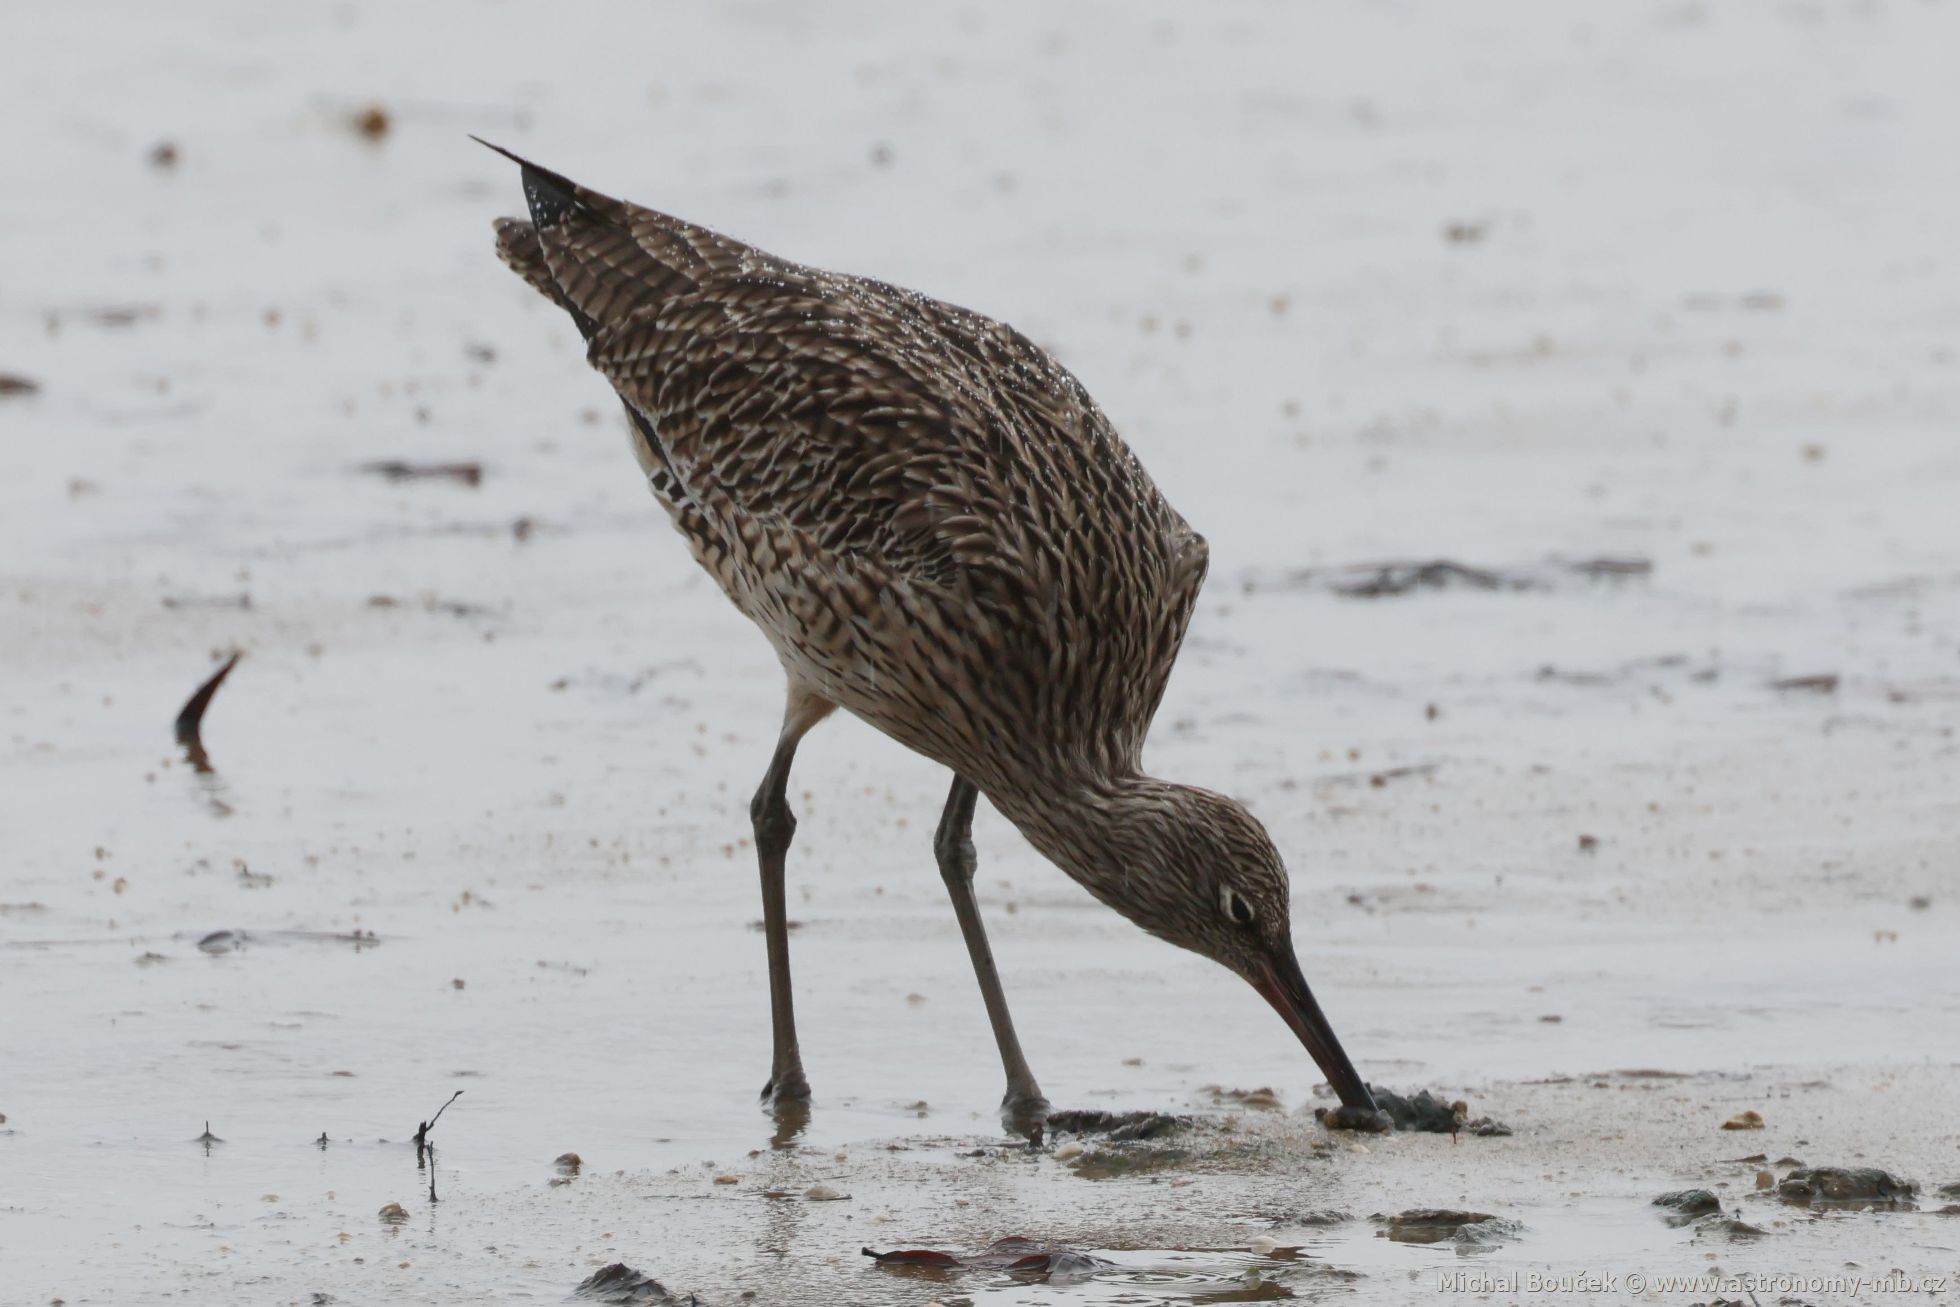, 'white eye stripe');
1221,886,1256,925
